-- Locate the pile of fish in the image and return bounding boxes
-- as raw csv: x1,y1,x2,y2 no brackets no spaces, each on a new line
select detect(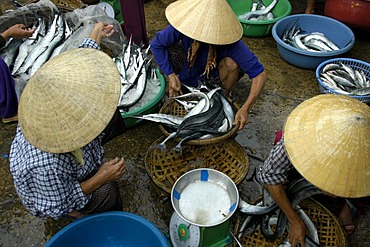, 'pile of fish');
319,62,370,96
134,85,236,153
0,12,75,83
237,177,322,247
114,38,161,111
238,0,278,21
282,22,340,52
